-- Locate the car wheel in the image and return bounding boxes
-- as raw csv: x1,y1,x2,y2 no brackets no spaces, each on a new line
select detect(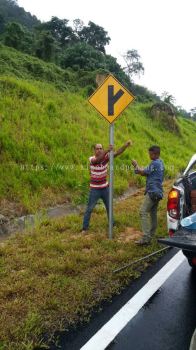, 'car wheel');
182,250,196,269
187,257,196,269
